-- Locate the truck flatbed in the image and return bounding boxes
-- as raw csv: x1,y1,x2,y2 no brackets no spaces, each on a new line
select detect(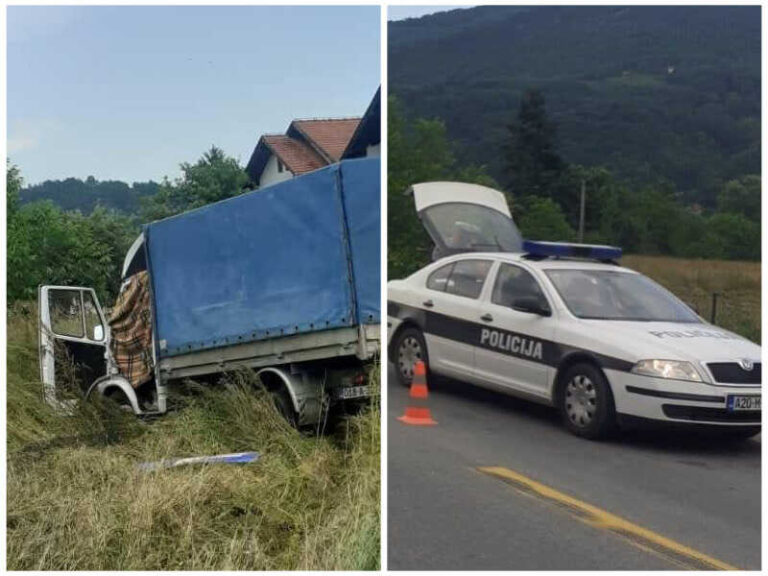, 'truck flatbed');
159,324,379,380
